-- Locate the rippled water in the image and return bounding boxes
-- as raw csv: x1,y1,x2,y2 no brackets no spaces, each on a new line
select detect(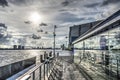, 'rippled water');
0,49,71,67
0,50,52,67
